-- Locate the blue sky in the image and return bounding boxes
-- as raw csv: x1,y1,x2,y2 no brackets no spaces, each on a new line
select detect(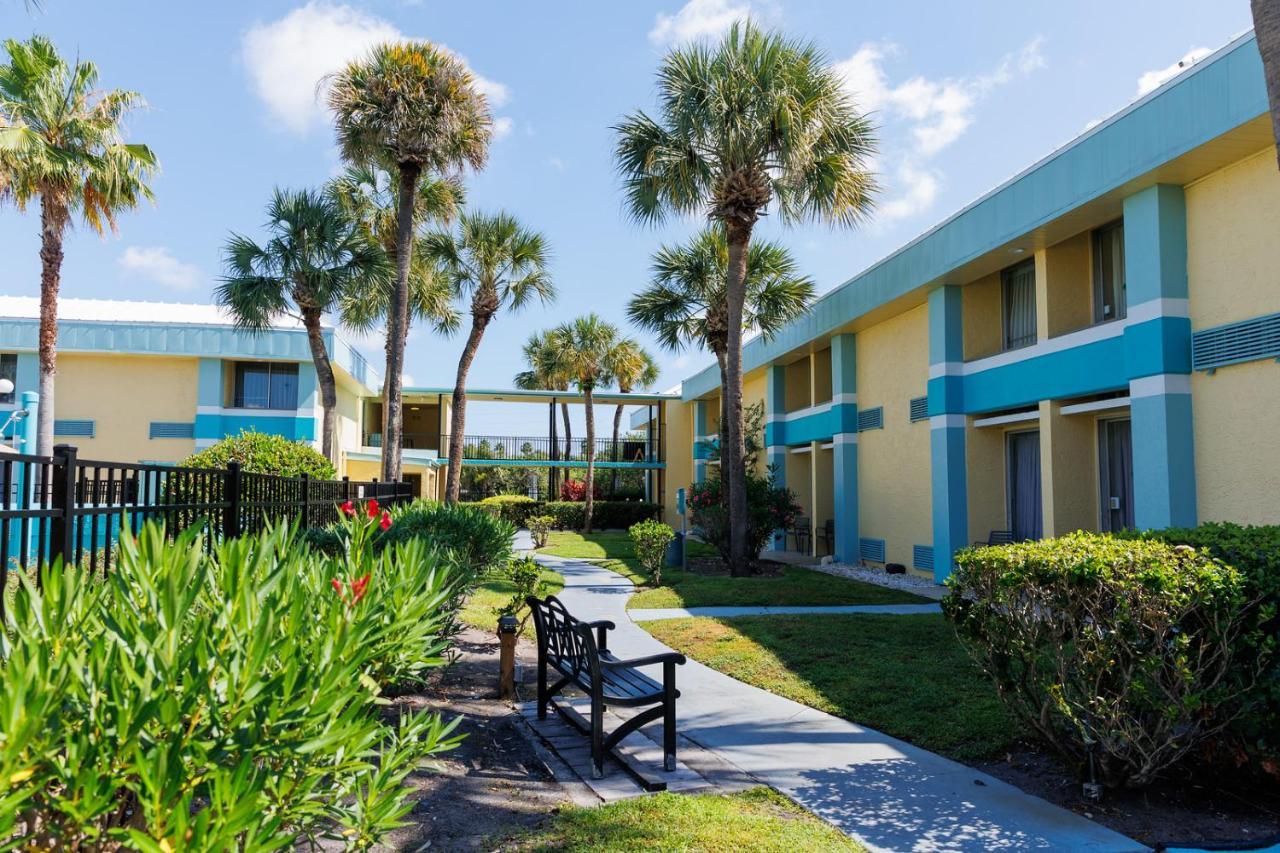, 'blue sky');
0,0,1255,434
